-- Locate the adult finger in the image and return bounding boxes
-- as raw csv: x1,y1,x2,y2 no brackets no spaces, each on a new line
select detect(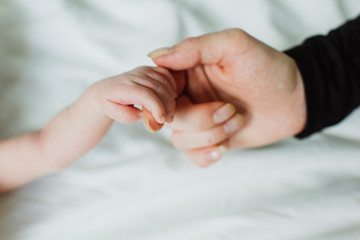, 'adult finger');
148,29,250,70
166,95,237,131
186,145,227,168
171,113,243,150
